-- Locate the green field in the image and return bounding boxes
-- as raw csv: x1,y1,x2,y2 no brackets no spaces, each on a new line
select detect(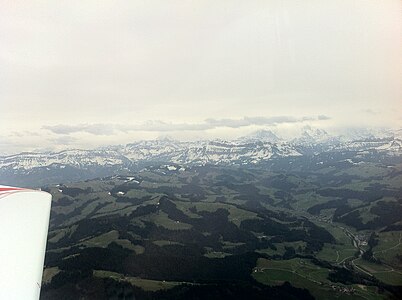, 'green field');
140,211,193,230
317,244,357,263
253,258,387,300
93,270,184,291
373,231,402,270
373,271,402,286
82,230,119,247
42,267,60,285
354,258,402,286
